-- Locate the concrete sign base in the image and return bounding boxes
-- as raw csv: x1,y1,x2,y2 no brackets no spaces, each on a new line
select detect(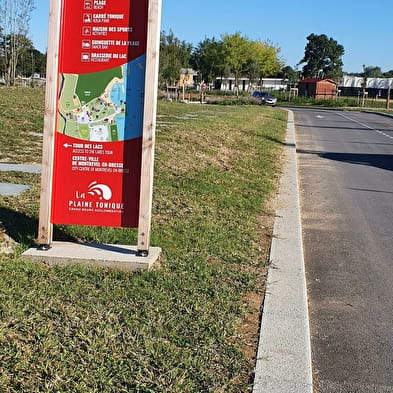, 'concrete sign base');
22,241,161,271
